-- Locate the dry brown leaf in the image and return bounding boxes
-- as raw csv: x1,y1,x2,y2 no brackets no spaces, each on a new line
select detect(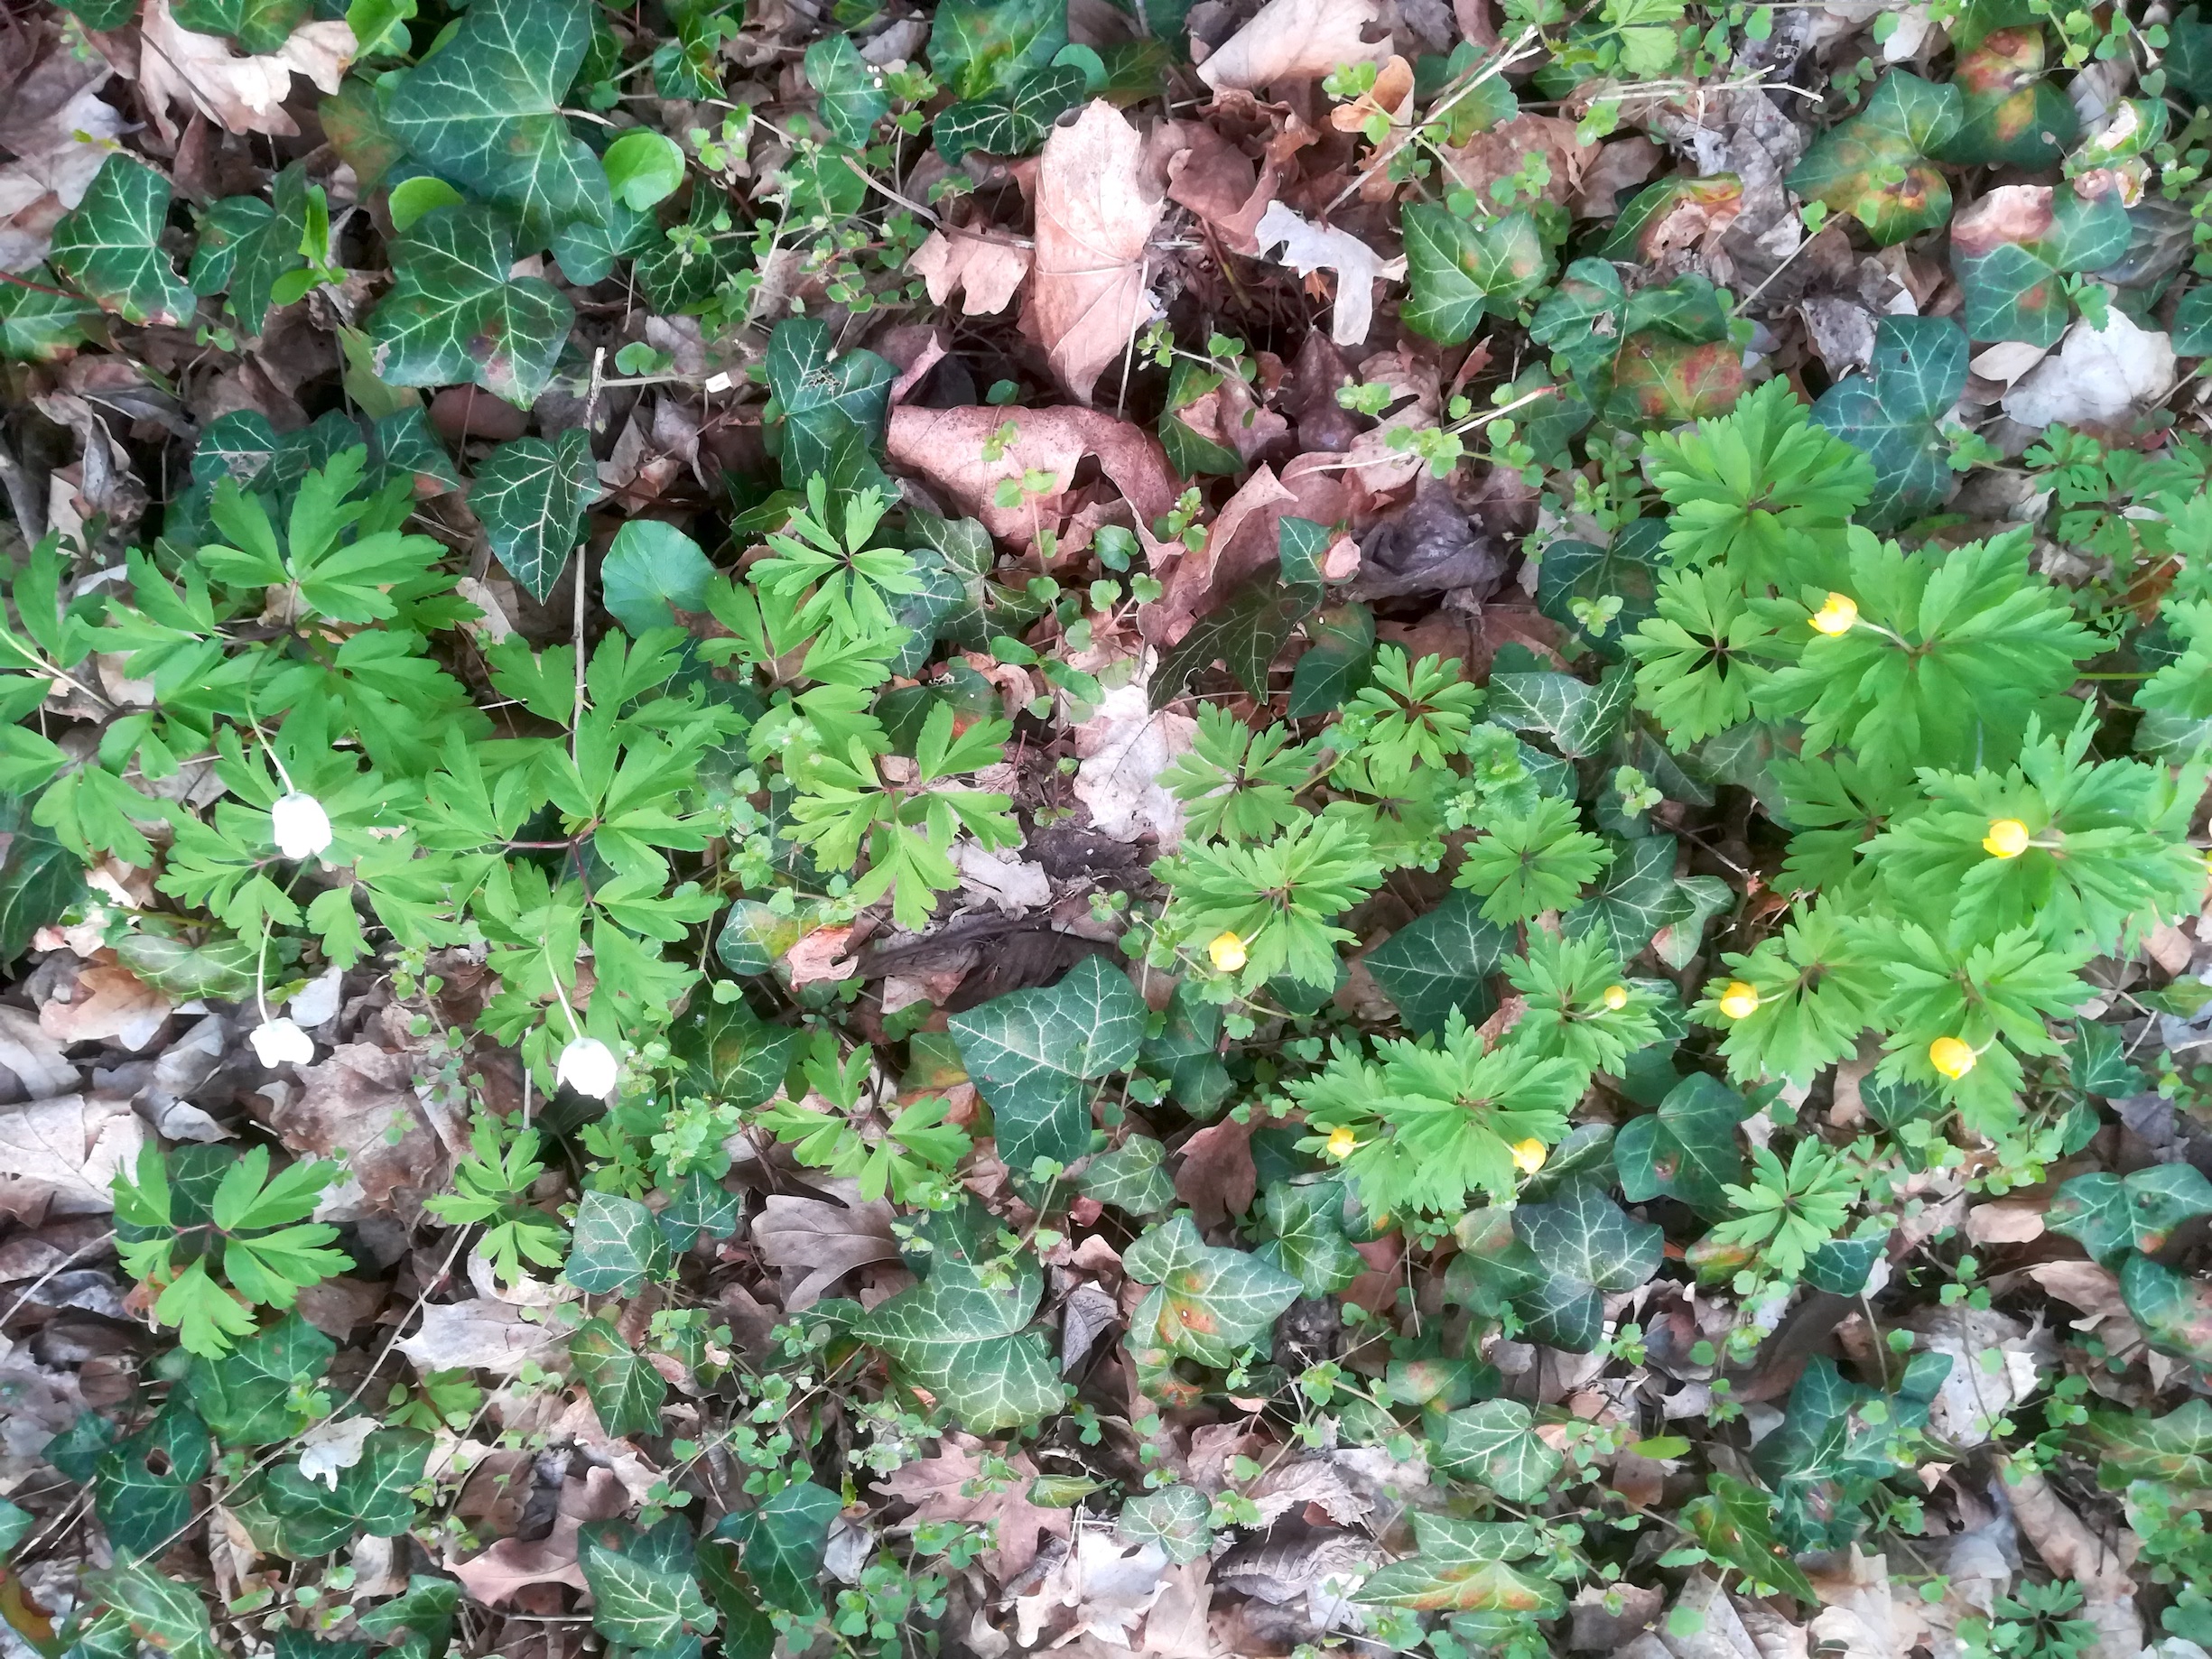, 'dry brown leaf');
785,924,860,987
1195,0,1389,92
1173,1117,1255,1228
0,1006,80,1100
1964,1199,2047,1246
276,1043,446,1212
0,51,131,273
451,1467,627,1606
1437,115,1594,211
1147,463,1296,646
886,403,1177,551
874,1432,1071,1580
753,1189,901,1309
1252,202,1404,348
909,228,1031,316
135,0,356,144
1008,1525,1171,1648
0,1093,146,1220
1998,1460,2142,1659
396,1299,578,1376
38,962,172,1050
1031,100,1161,403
